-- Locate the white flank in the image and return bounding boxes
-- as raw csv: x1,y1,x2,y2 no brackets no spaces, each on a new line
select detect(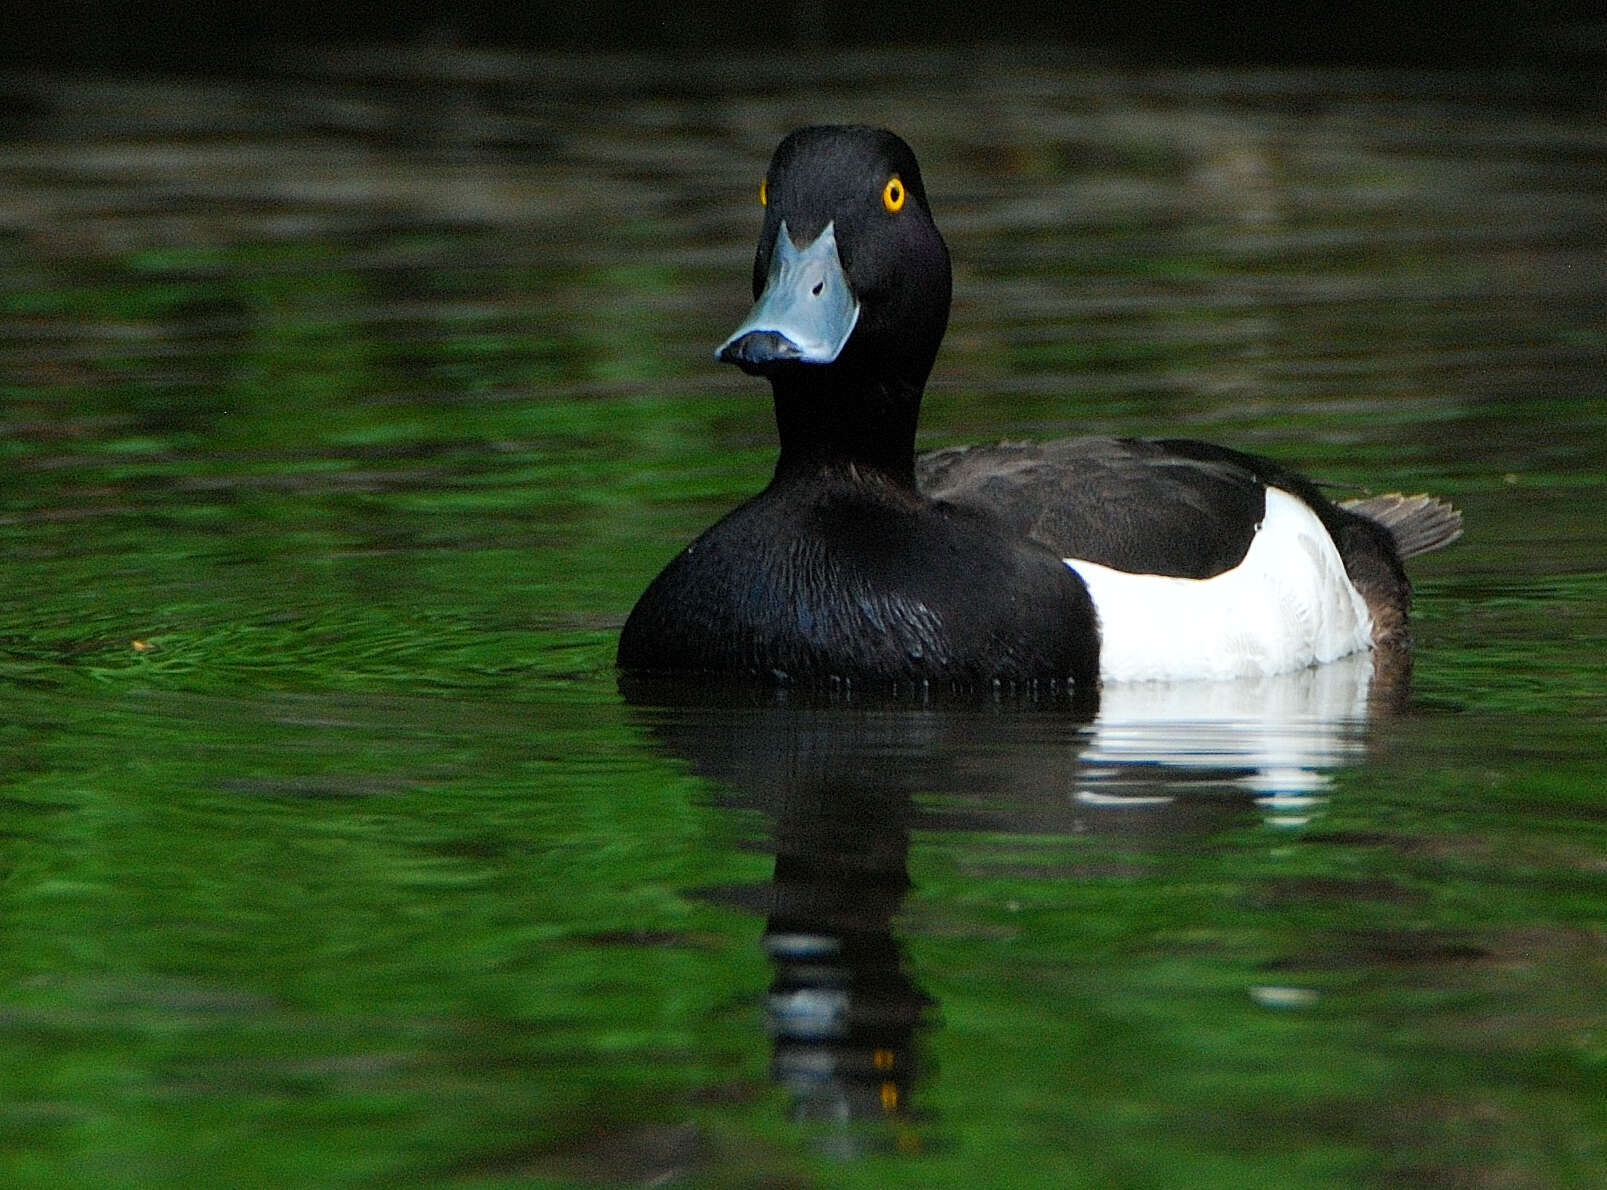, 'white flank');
1066,487,1373,682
